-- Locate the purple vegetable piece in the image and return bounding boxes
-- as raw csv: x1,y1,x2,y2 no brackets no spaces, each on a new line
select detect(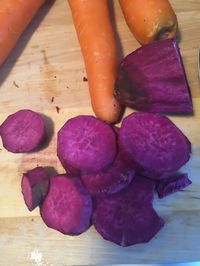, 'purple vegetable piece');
81,151,136,196
93,175,164,246
129,174,156,203
156,173,192,198
0,109,46,153
115,38,192,114
40,175,93,235
119,112,191,179
21,167,49,211
57,115,117,175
